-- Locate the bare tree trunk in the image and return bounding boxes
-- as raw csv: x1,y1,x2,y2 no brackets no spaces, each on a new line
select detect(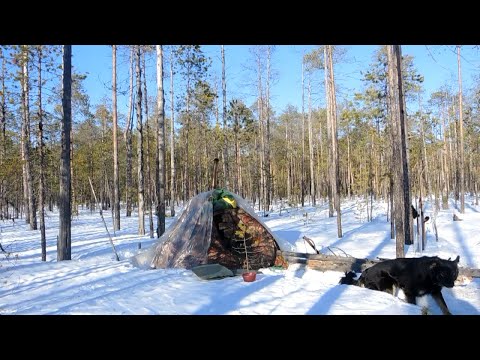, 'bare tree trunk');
308,78,316,206
101,104,107,211
135,46,145,235
183,74,191,204
20,46,37,229
221,45,229,189
142,51,154,238
256,51,264,212
0,49,6,220
233,110,241,193
324,47,334,217
442,98,449,209
286,117,291,201
326,45,342,237
125,48,134,217
301,58,305,207
169,49,176,217
112,45,120,231
71,125,77,216
347,132,352,198
20,51,29,224
387,45,412,257
58,45,72,261
37,46,46,261
265,46,272,212
418,92,432,202
156,45,166,237
389,173,394,238
457,45,465,214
